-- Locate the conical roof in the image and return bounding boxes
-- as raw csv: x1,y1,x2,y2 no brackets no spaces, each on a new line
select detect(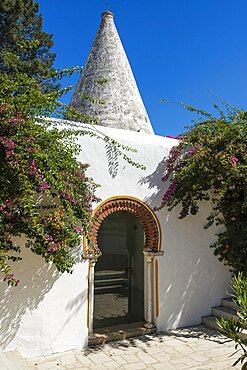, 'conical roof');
70,11,154,134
